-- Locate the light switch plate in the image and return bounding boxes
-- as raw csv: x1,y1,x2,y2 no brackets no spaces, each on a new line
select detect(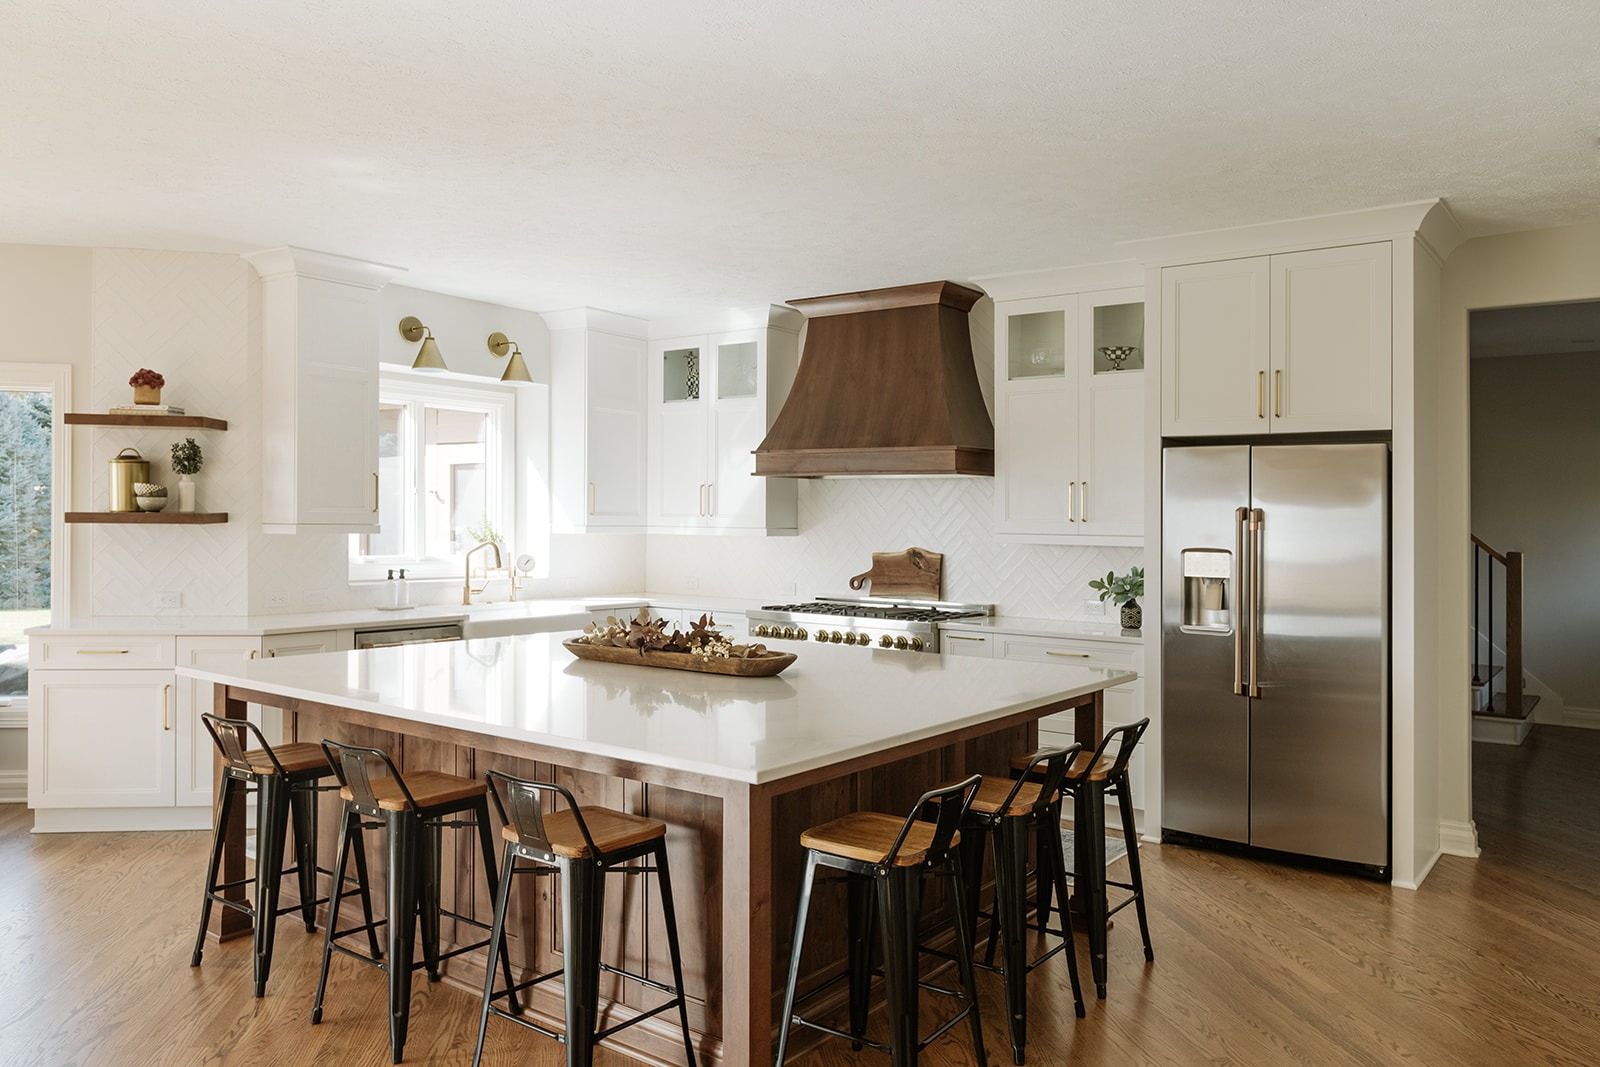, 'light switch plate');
1083,599,1107,617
